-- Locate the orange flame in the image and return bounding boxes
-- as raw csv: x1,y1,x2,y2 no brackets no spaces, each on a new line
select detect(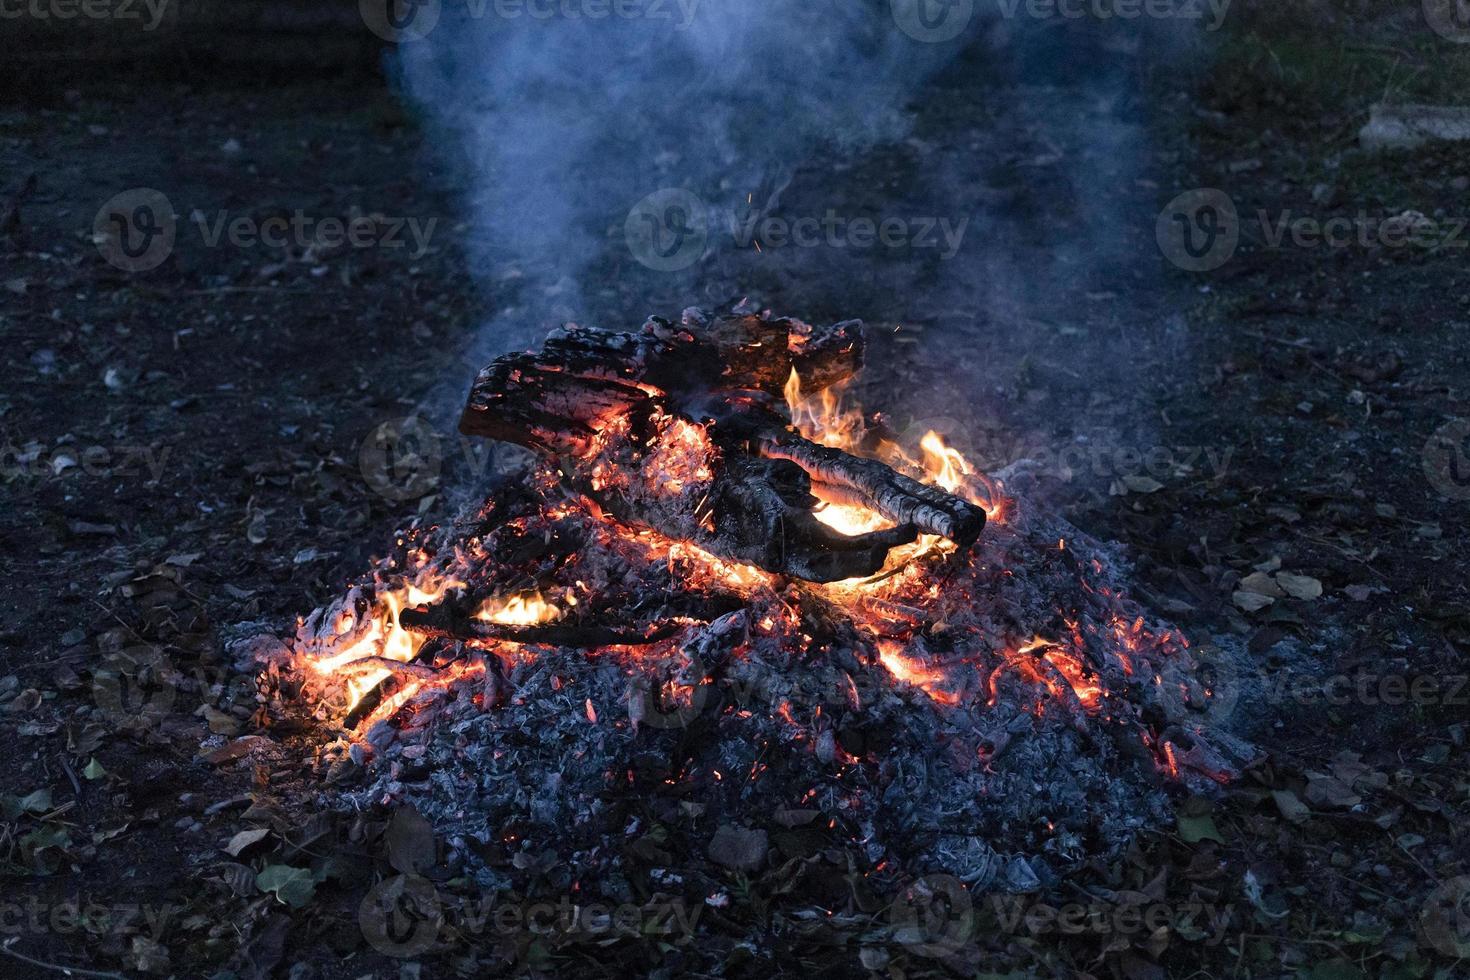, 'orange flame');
309,574,463,716
476,592,561,626
876,639,959,706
